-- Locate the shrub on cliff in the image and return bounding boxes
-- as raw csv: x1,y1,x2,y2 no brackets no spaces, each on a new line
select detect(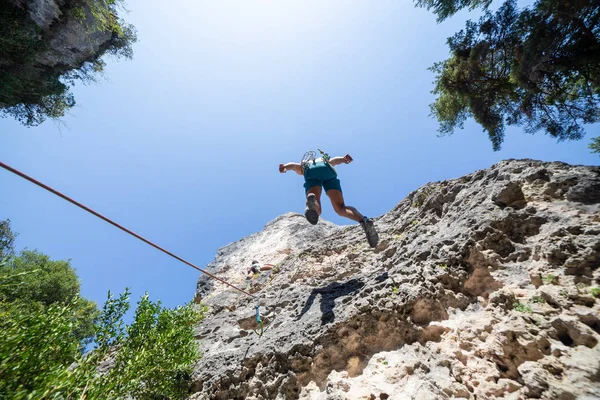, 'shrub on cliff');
0,219,205,399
